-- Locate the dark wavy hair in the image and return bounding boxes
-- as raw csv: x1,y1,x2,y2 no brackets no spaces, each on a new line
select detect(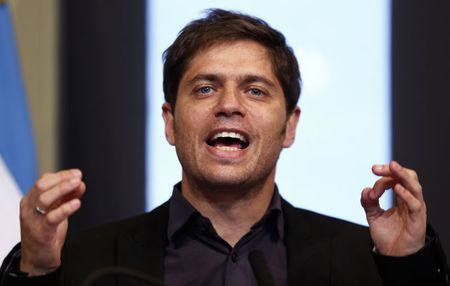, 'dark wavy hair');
163,8,302,114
